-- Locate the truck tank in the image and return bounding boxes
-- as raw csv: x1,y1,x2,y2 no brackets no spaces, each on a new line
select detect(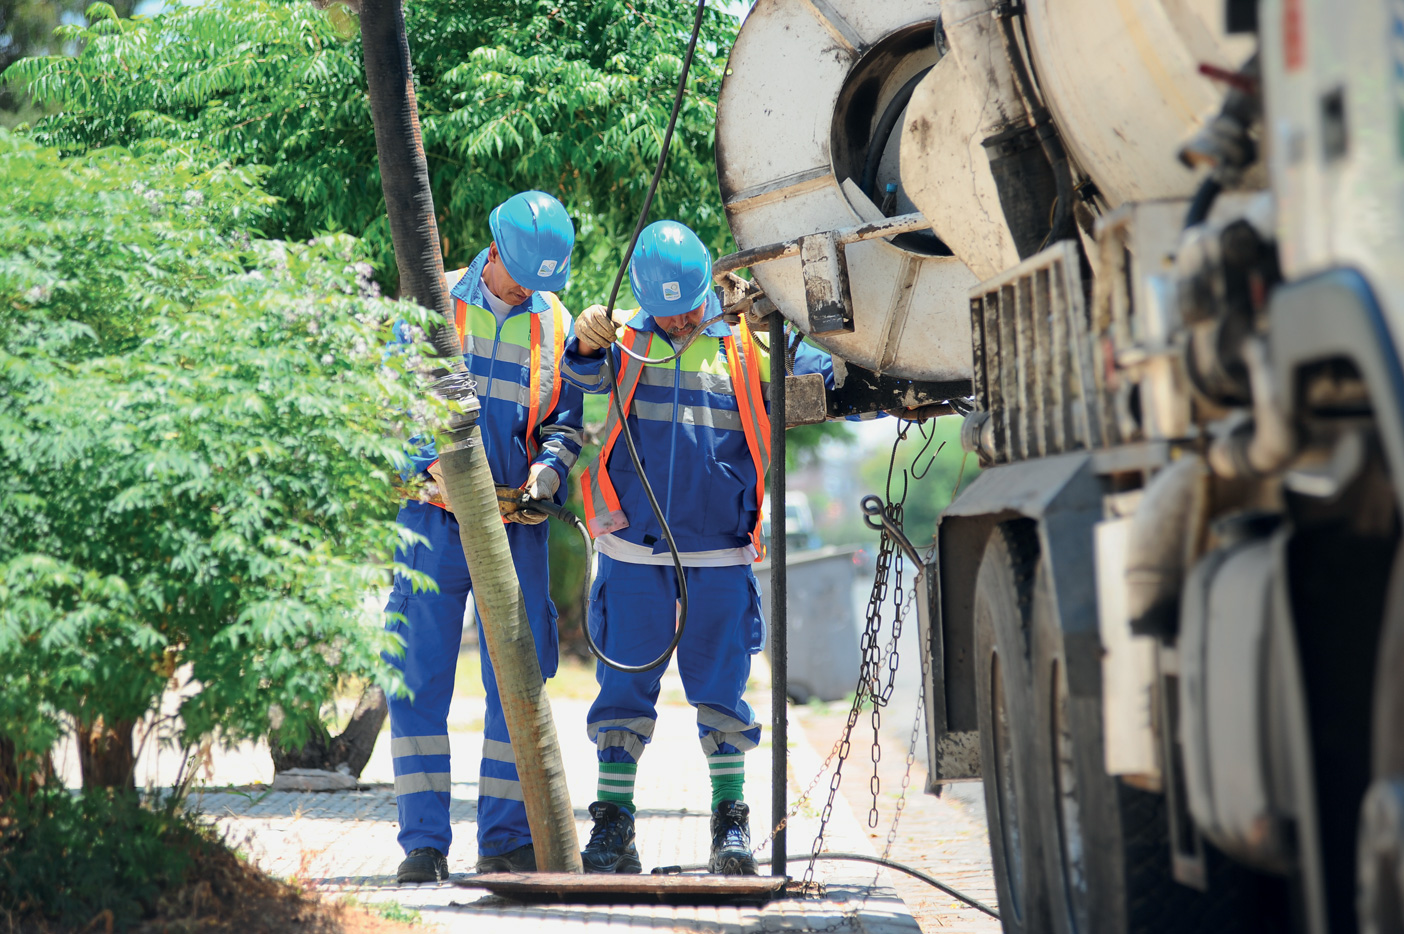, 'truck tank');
718,2,1404,933
716,0,1253,370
